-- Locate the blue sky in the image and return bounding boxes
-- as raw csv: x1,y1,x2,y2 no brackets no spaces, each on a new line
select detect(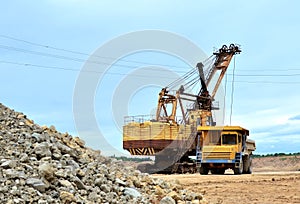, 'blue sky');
1,0,300,155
